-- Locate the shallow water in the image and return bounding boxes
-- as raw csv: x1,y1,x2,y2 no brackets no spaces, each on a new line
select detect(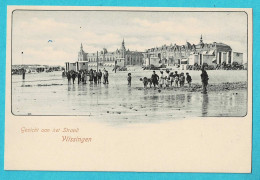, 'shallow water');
12,70,248,123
